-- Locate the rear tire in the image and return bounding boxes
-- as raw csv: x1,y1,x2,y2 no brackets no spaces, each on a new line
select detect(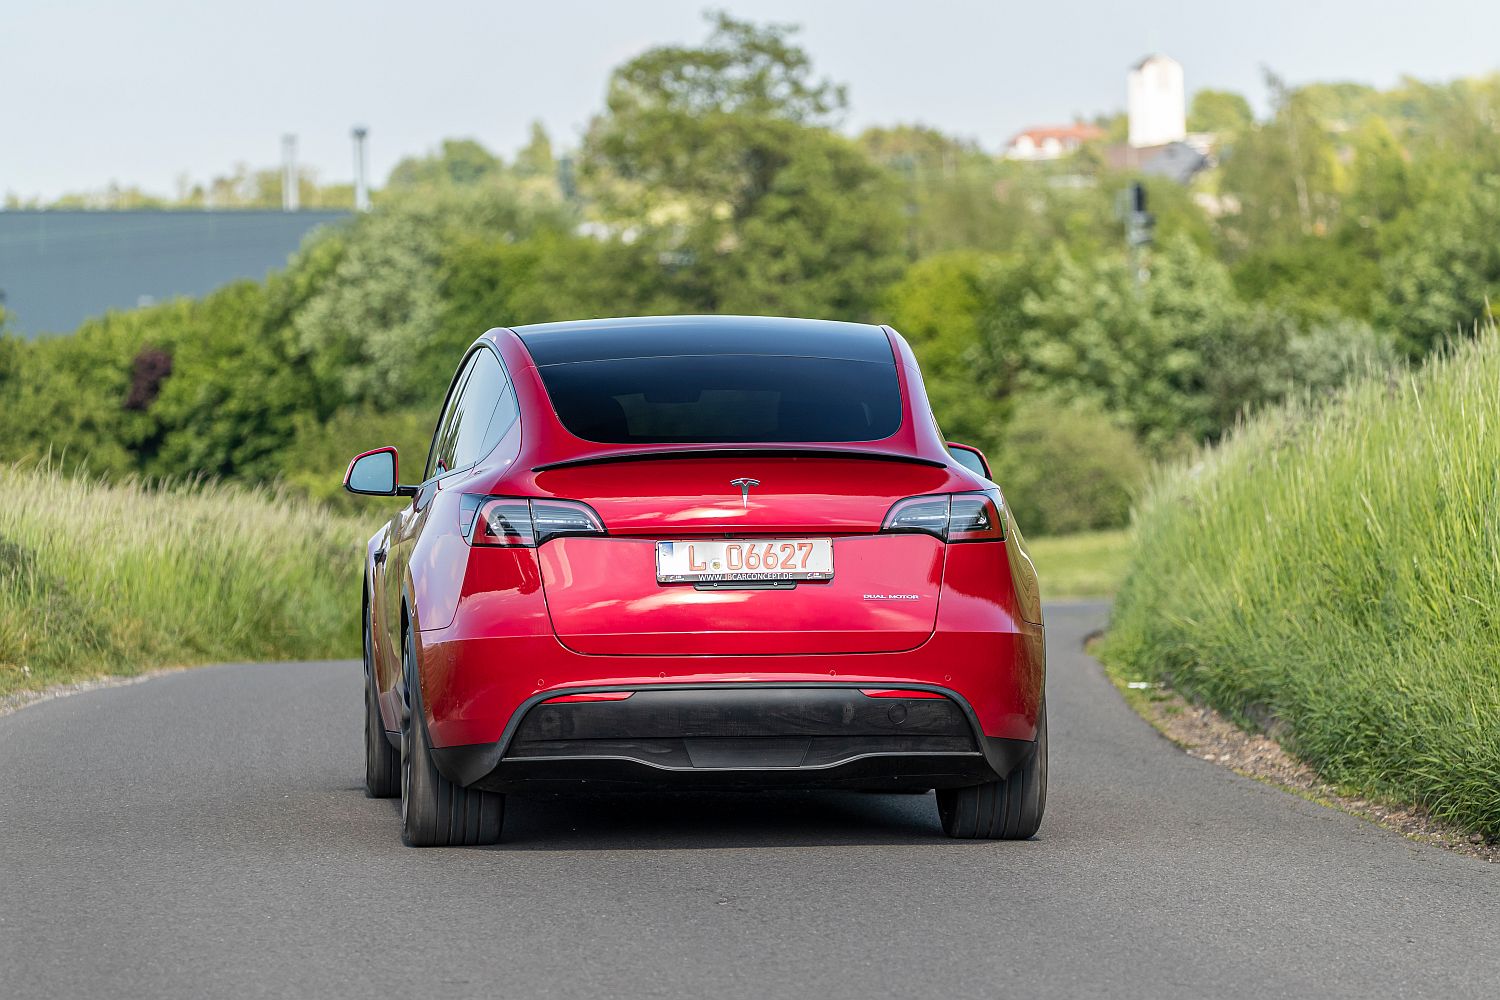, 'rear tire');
363,614,399,799
399,628,505,847
937,702,1047,840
